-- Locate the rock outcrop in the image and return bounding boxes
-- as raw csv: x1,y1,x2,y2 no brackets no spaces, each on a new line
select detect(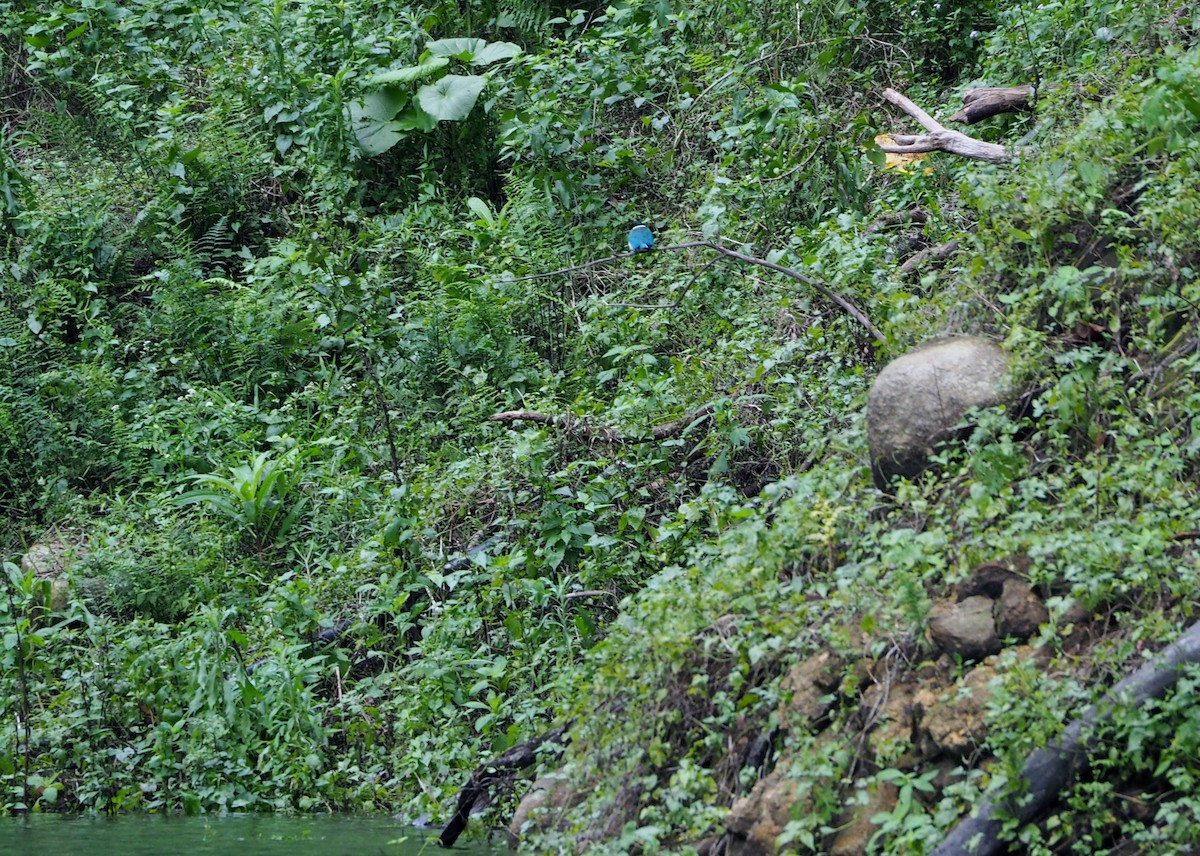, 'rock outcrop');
21,531,88,613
